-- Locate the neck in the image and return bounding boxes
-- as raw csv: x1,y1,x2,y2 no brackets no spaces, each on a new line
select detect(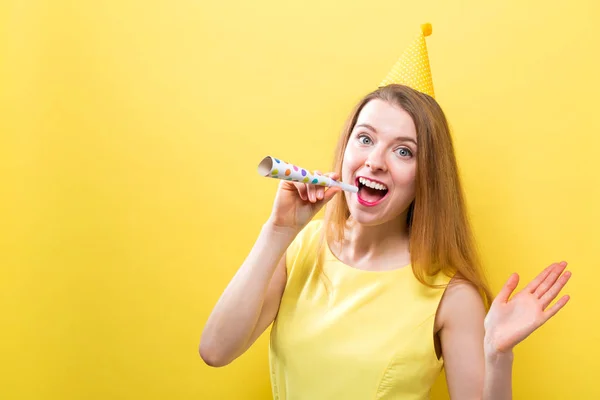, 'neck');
336,213,411,271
